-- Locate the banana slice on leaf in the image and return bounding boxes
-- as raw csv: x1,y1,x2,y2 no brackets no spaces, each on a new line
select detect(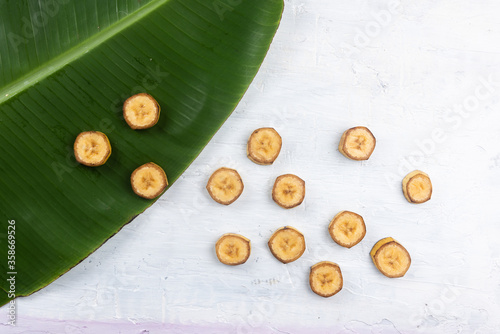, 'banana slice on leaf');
268,226,306,263
206,167,244,205
247,127,282,165
272,174,305,209
123,93,160,129
329,211,366,248
370,237,411,278
215,233,251,265
74,131,112,167
130,162,168,199
309,261,343,297
339,126,376,160
403,170,432,204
